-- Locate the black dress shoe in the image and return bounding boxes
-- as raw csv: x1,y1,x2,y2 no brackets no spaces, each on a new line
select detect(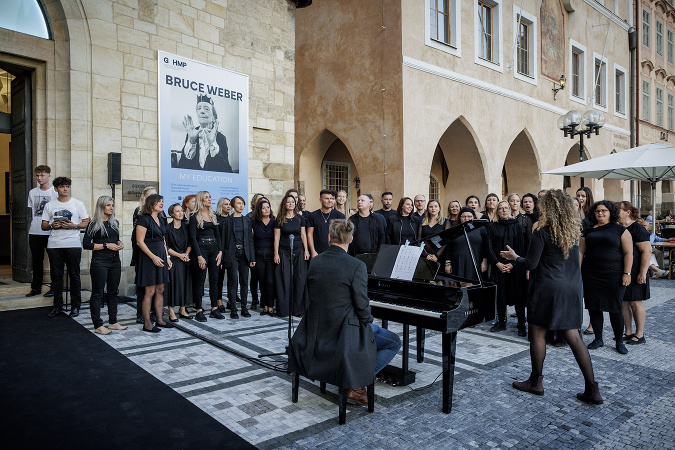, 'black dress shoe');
250,302,258,310
241,309,251,318
218,304,227,313
230,310,239,319
156,321,174,328
136,317,145,324
69,308,80,318
490,322,506,332
47,307,63,318
259,310,268,316
142,325,161,333
179,312,193,319
210,309,225,319
44,289,54,297
26,290,41,297
169,317,179,323
195,311,207,322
